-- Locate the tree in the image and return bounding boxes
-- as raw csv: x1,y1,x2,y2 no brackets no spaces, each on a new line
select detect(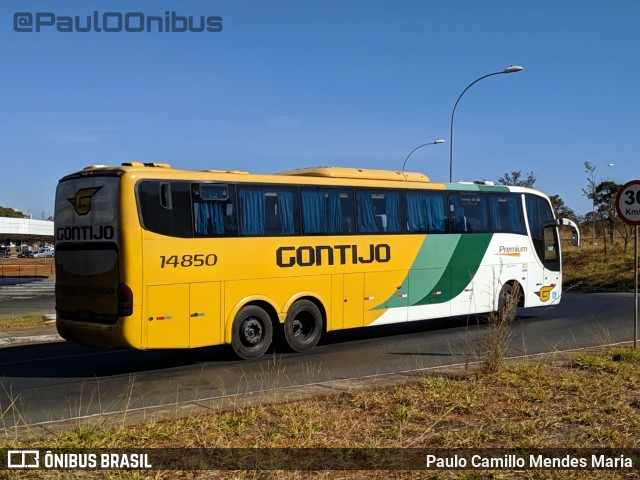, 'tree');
615,218,635,254
497,170,537,187
0,206,24,218
582,161,616,247
582,161,597,200
549,194,578,223
592,180,621,254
